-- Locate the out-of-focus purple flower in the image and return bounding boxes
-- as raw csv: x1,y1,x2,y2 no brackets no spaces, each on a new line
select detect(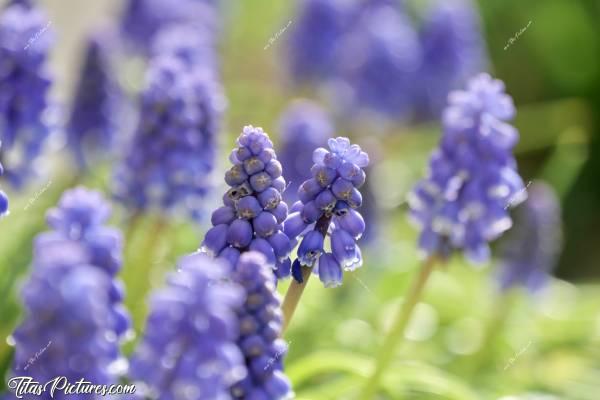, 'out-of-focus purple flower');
285,137,369,288
202,126,293,279
0,2,54,188
355,166,378,244
4,0,33,8
113,46,225,219
12,187,130,390
277,100,333,203
230,252,293,399
414,0,487,119
496,181,563,292
287,0,358,82
150,24,216,71
334,0,421,120
120,0,217,54
130,253,245,400
39,187,130,337
67,31,121,168
408,73,526,264
11,245,126,392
